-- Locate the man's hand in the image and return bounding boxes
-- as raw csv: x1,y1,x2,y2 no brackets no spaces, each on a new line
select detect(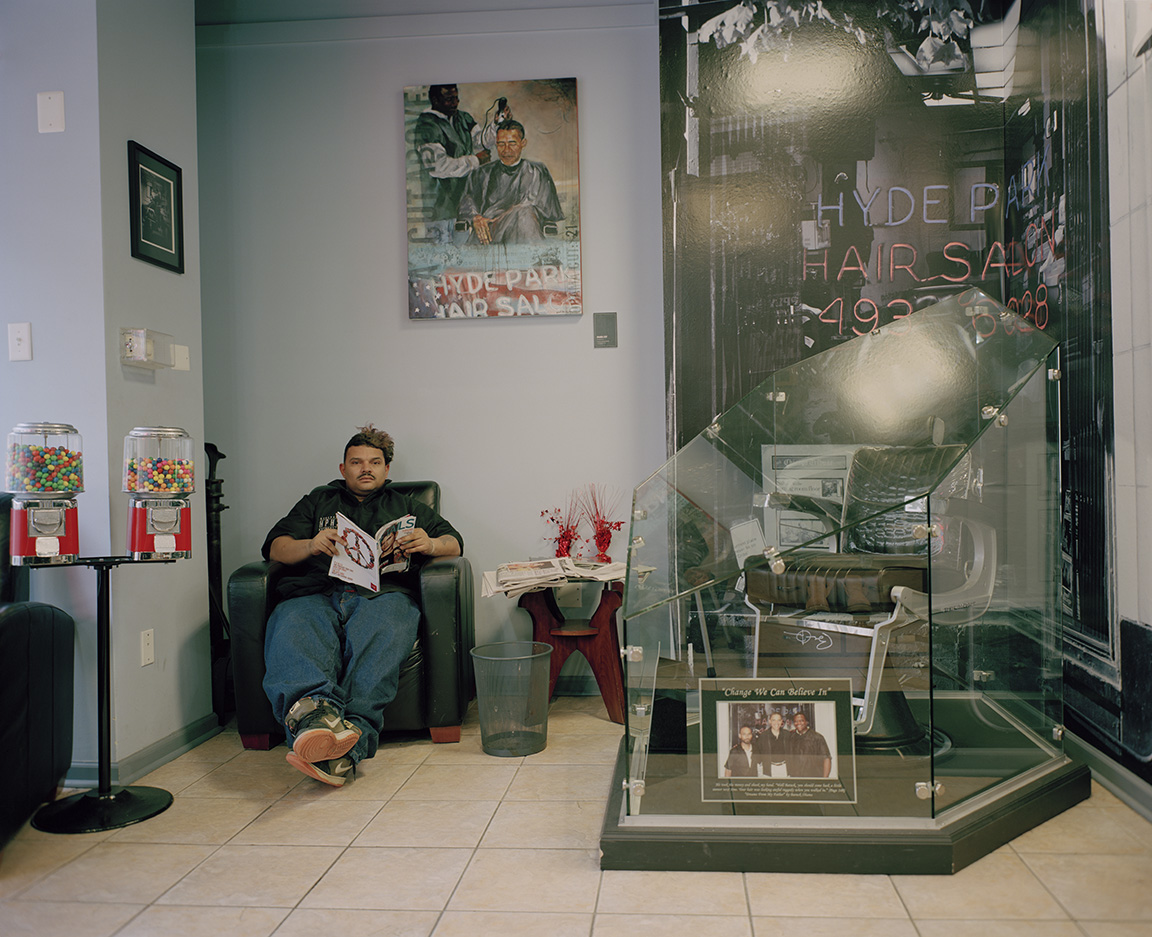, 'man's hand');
399,529,461,559
473,215,492,244
309,528,346,557
269,530,345,565
475,150,491,165
399,529,432,557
